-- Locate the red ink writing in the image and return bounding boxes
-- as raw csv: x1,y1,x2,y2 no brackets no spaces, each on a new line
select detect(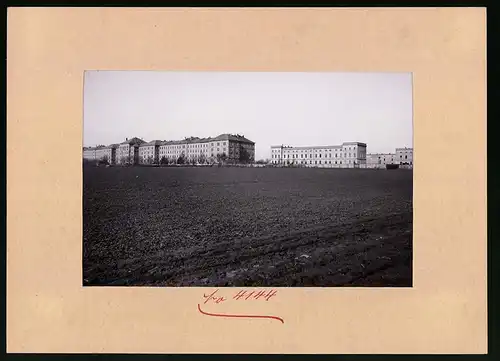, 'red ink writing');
198,304,284,324
203,289,227,304
198,288,283,323
233,289,277,301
